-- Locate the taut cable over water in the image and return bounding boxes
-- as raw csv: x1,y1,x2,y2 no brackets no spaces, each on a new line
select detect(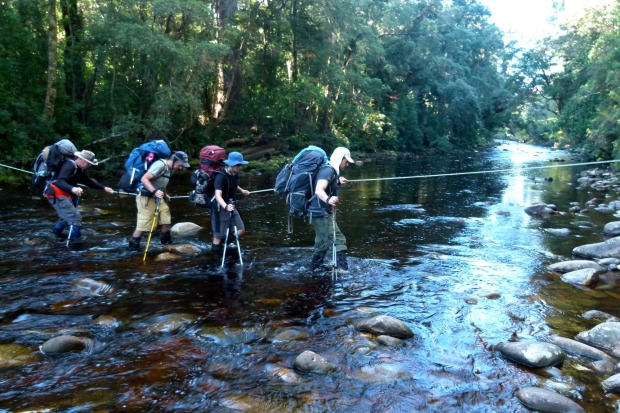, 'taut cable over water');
2,159,620,197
